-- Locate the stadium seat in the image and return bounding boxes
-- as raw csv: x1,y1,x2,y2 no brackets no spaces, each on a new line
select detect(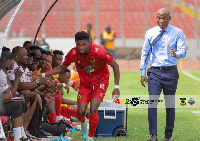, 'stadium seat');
0,116,10,126
79,0,95,11
0,0,197,38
